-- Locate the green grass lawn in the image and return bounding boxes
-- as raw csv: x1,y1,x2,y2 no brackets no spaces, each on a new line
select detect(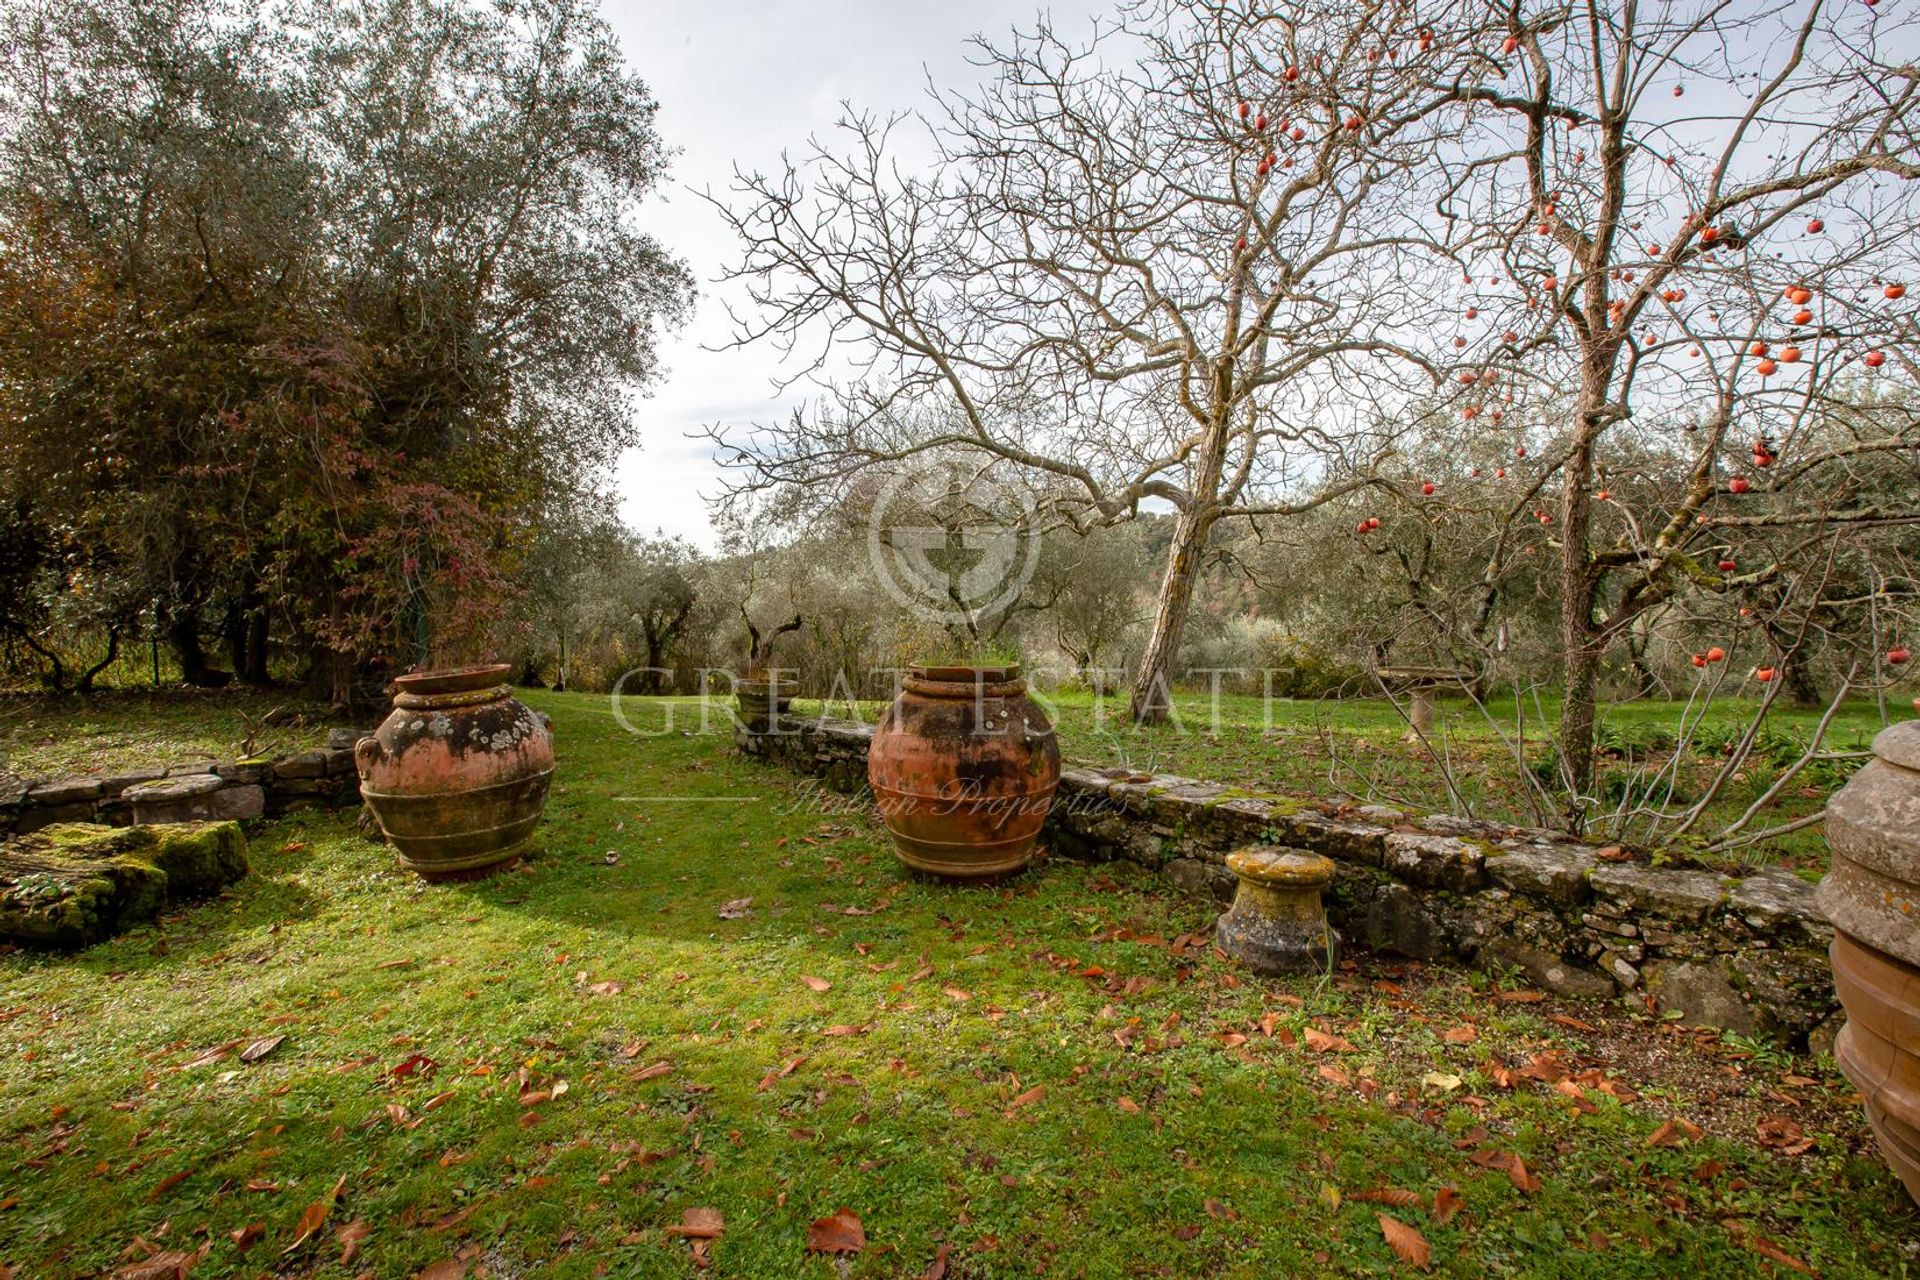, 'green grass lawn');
5,679,1899,871
0,689,333,782
1,690,1913,1278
